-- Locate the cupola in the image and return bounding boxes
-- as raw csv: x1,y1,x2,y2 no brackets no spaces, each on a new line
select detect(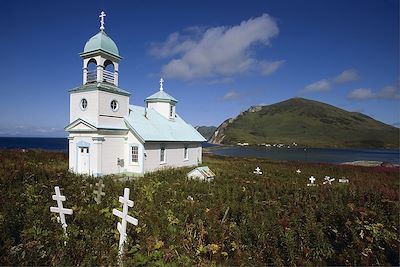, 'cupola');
145,78,178,119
